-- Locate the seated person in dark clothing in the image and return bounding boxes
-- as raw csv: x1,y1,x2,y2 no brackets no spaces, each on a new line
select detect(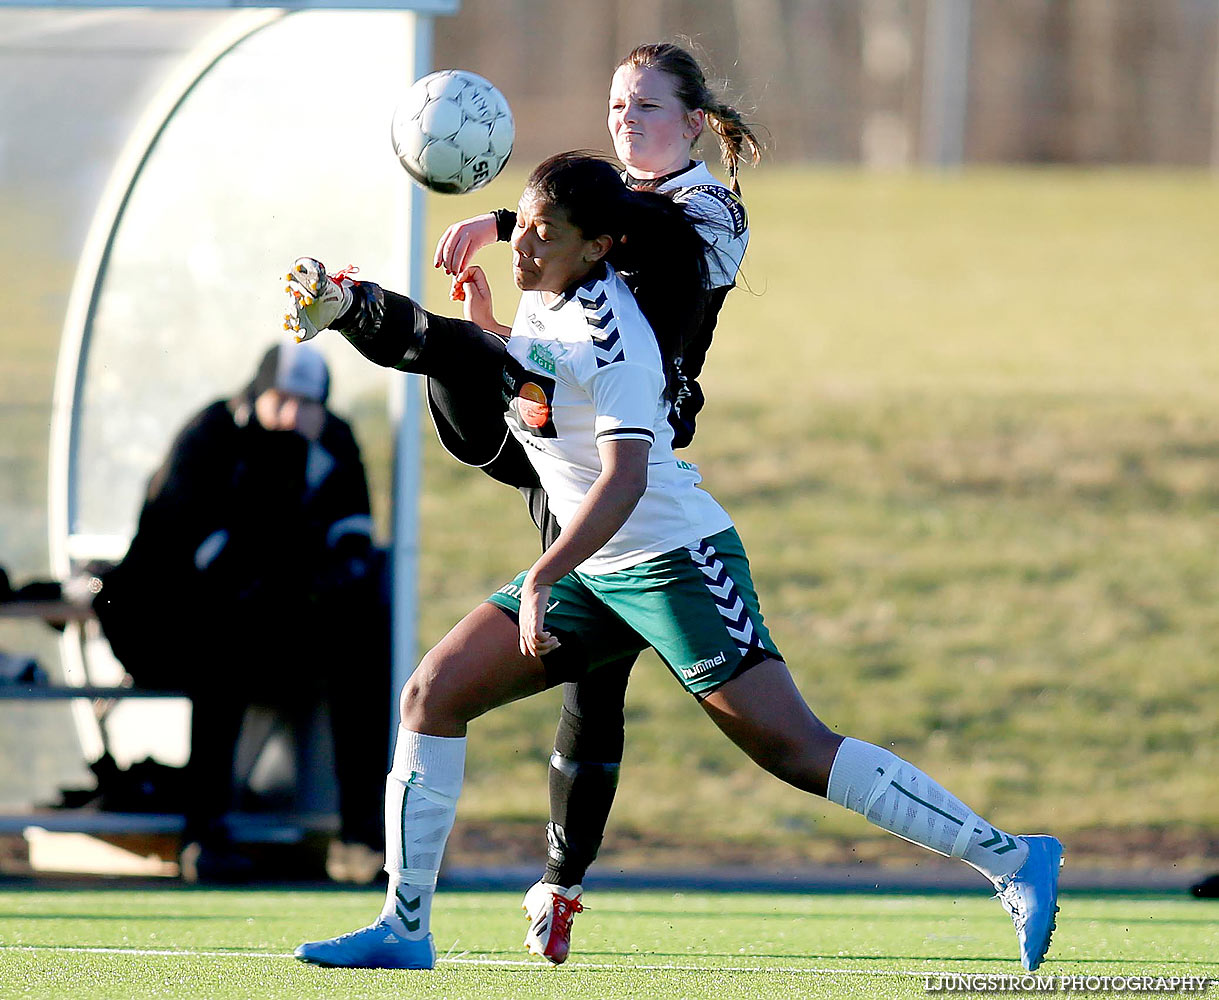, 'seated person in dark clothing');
91,342,390,883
